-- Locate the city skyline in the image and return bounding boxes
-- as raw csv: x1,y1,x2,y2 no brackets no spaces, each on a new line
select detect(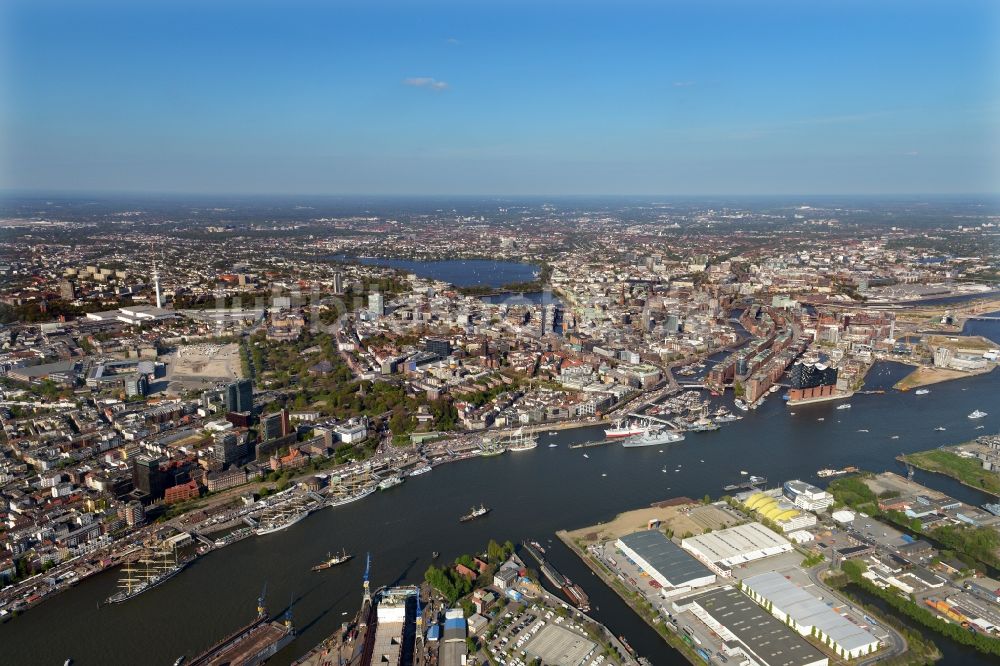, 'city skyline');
3,0,999,196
